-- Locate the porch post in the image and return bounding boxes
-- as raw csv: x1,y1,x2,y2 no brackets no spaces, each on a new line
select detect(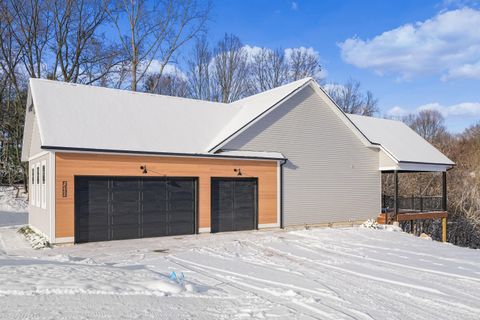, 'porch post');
442,171,447,211
393,170,399,221
442,171,447,242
